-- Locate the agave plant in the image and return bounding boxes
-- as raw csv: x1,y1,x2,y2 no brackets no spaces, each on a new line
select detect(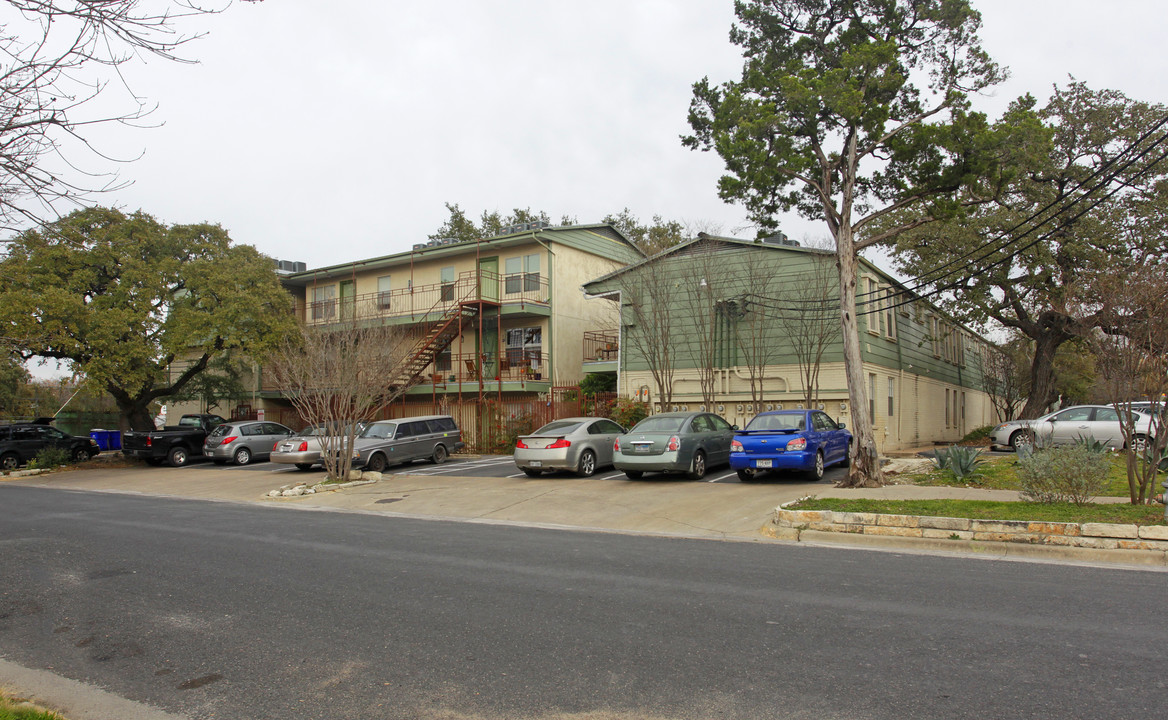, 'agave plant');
933,445,986,483
1072,435,1110,455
